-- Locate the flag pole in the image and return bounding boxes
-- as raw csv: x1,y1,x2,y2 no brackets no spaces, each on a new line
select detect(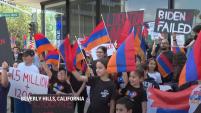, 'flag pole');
74,36,94,76
100,14,117,51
